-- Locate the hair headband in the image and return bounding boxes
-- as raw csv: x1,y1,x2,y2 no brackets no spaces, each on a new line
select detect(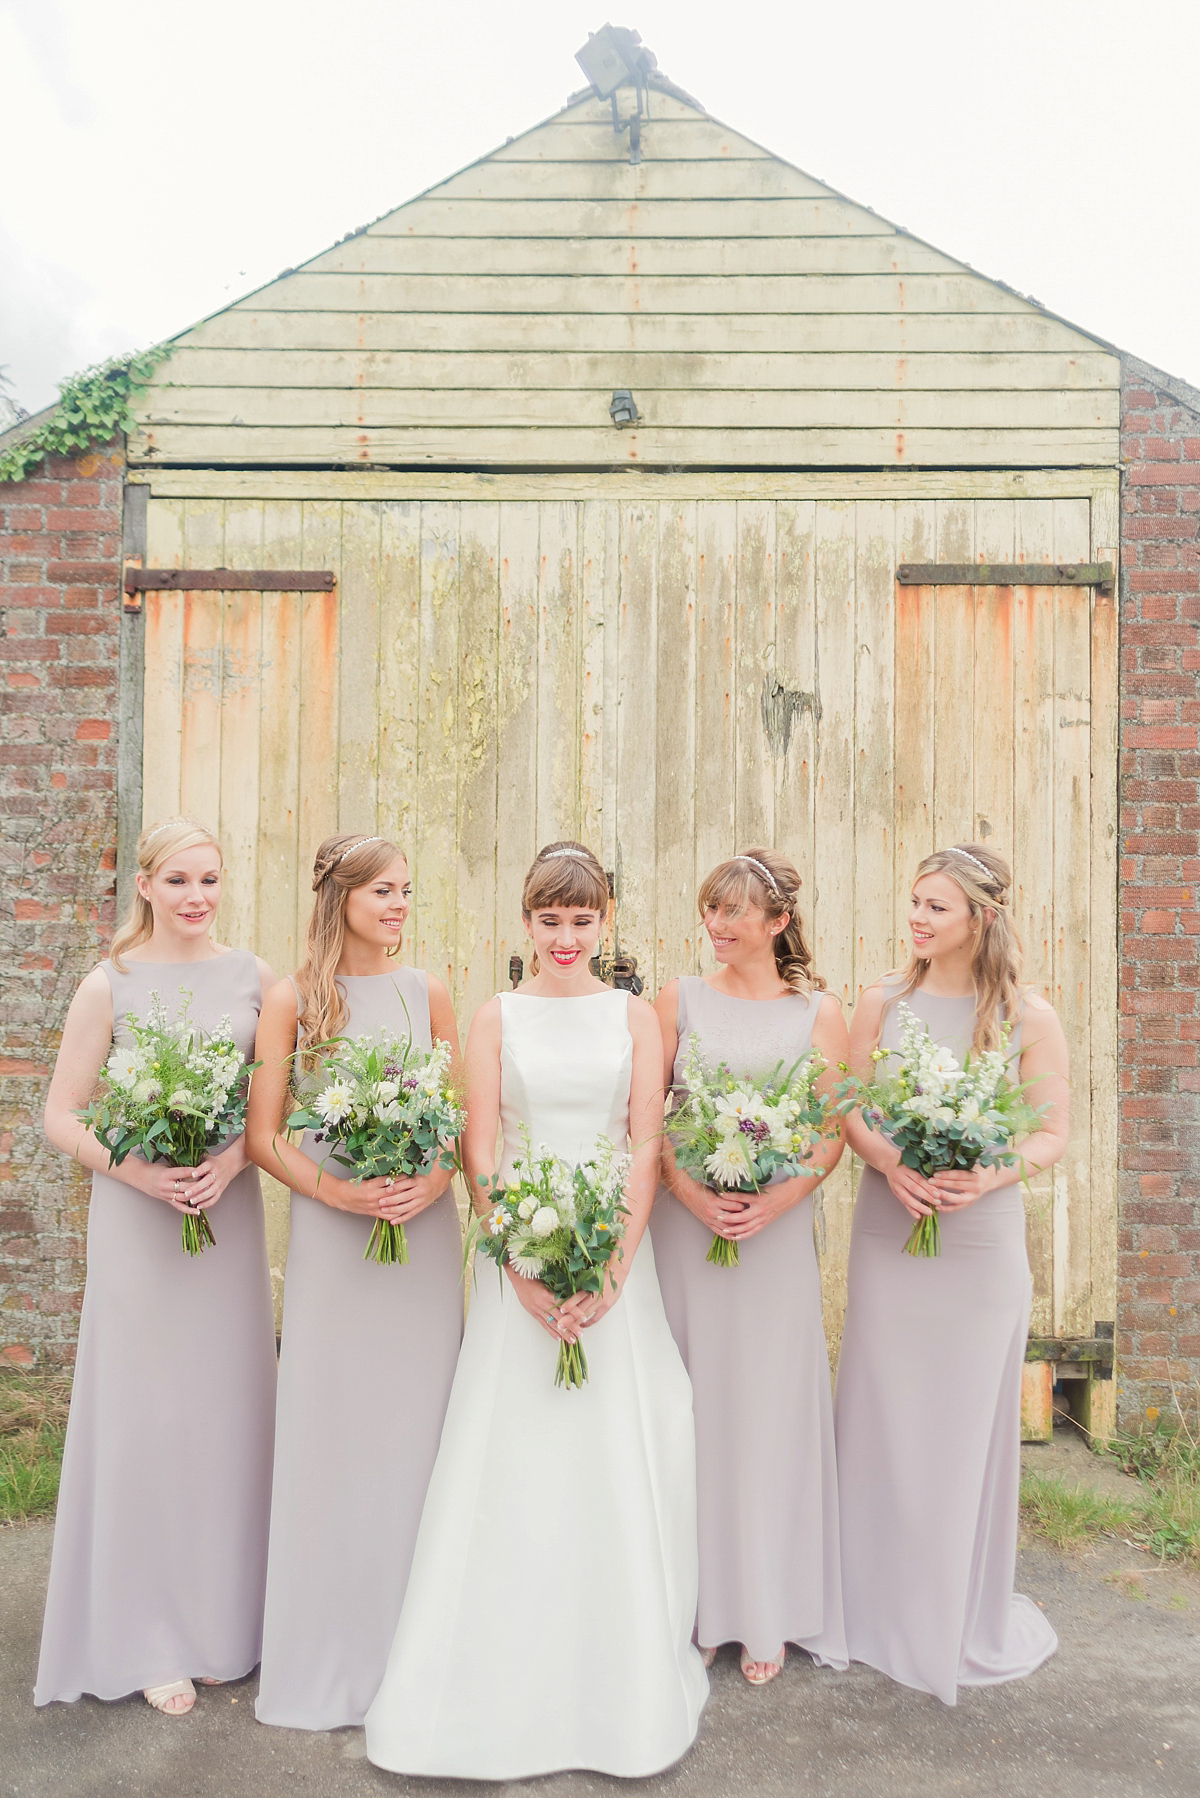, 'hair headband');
336,836,384,864
737,853,783,896
144,818,191,845
943,846,995,883
541,847,591,861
